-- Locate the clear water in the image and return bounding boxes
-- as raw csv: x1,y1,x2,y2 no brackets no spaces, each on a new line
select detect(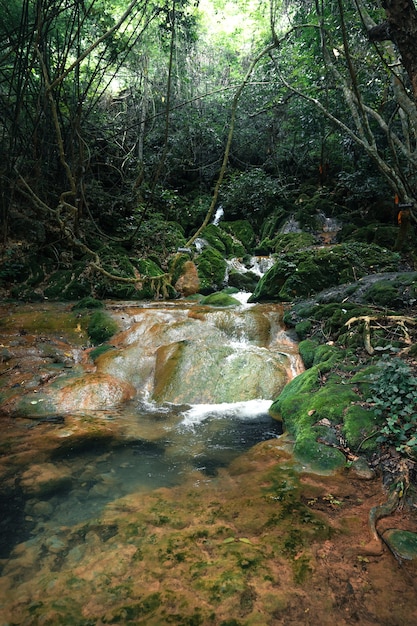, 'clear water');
0,399,282,558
